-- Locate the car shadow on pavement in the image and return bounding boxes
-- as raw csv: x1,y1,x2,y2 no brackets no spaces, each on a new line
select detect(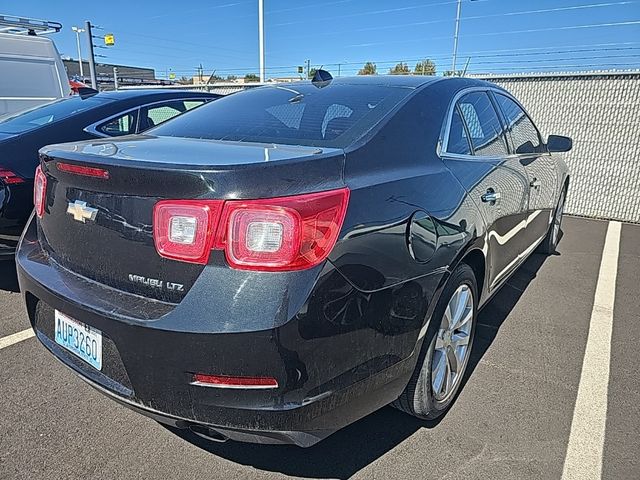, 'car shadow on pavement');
164,250,554,479
0,260,19,293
